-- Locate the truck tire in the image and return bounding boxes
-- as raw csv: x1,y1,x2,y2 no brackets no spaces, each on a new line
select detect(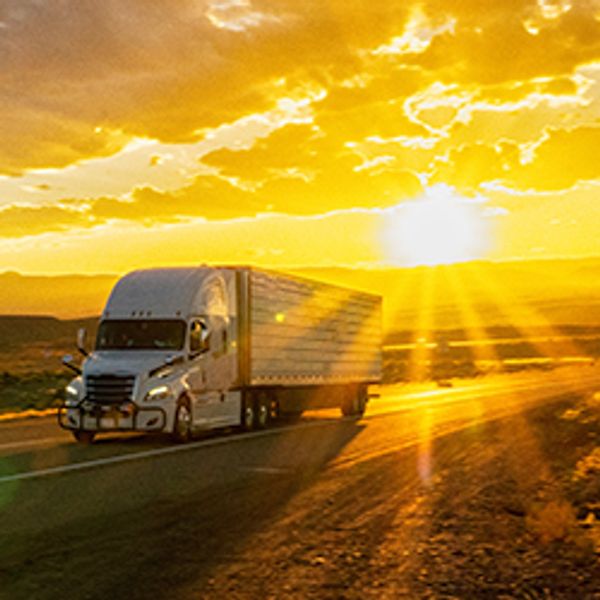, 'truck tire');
341,385,357,417
241,396,256,431
341,397,356,417
355,385,368,417
256,392,270,429
73,430,96,444
172,399,193,443
341,385,368,418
